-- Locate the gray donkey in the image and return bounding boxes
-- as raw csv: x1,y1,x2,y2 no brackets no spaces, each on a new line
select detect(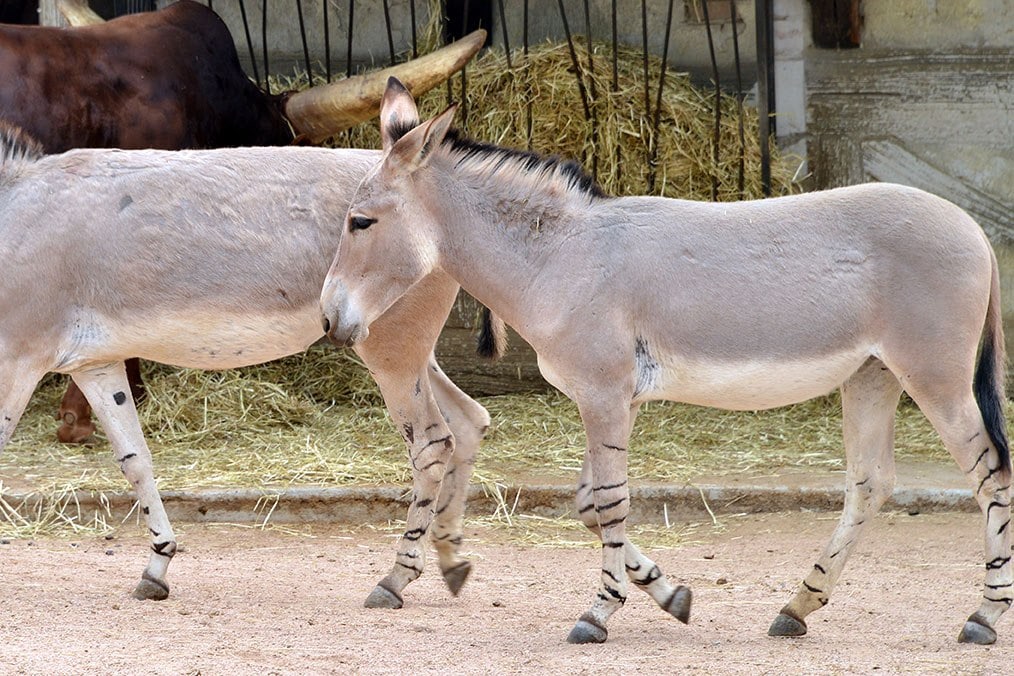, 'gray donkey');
320,78,1011,645
0,124,490,604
